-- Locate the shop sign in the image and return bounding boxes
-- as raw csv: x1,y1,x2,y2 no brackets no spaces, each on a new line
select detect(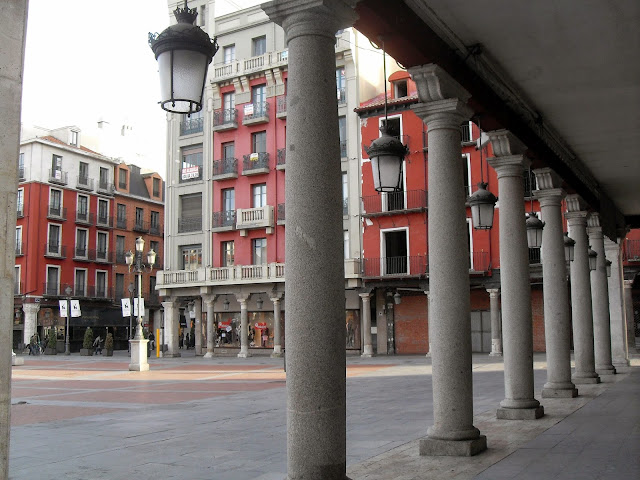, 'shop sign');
254,322,267,329
249,152,259,162
181,166,199,180
244,103,254,116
